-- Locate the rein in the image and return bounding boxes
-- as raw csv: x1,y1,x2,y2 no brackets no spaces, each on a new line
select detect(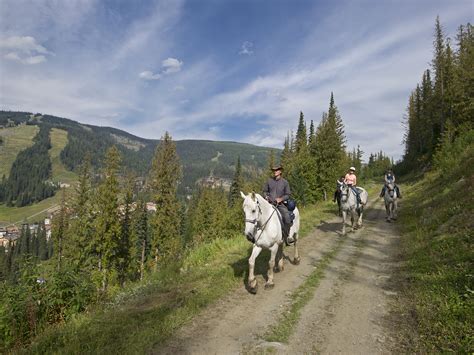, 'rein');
245,201,278,244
